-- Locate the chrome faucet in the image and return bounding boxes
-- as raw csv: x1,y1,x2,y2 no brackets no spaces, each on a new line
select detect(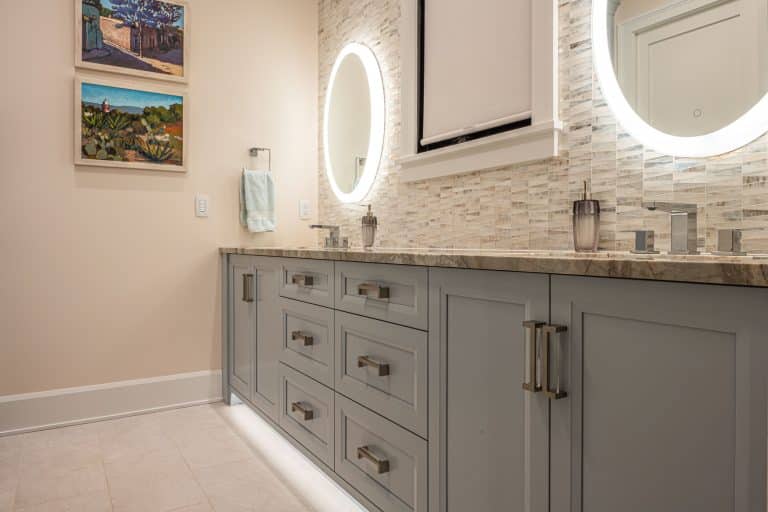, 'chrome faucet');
310,224,349,249
642,201,699,255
